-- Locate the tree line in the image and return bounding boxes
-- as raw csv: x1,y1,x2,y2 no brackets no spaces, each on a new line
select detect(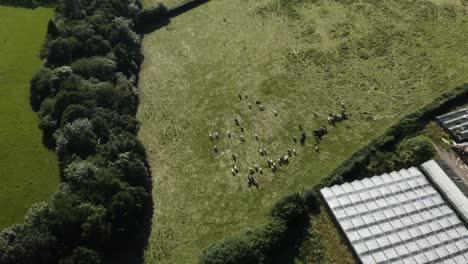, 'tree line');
0,0,167,263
